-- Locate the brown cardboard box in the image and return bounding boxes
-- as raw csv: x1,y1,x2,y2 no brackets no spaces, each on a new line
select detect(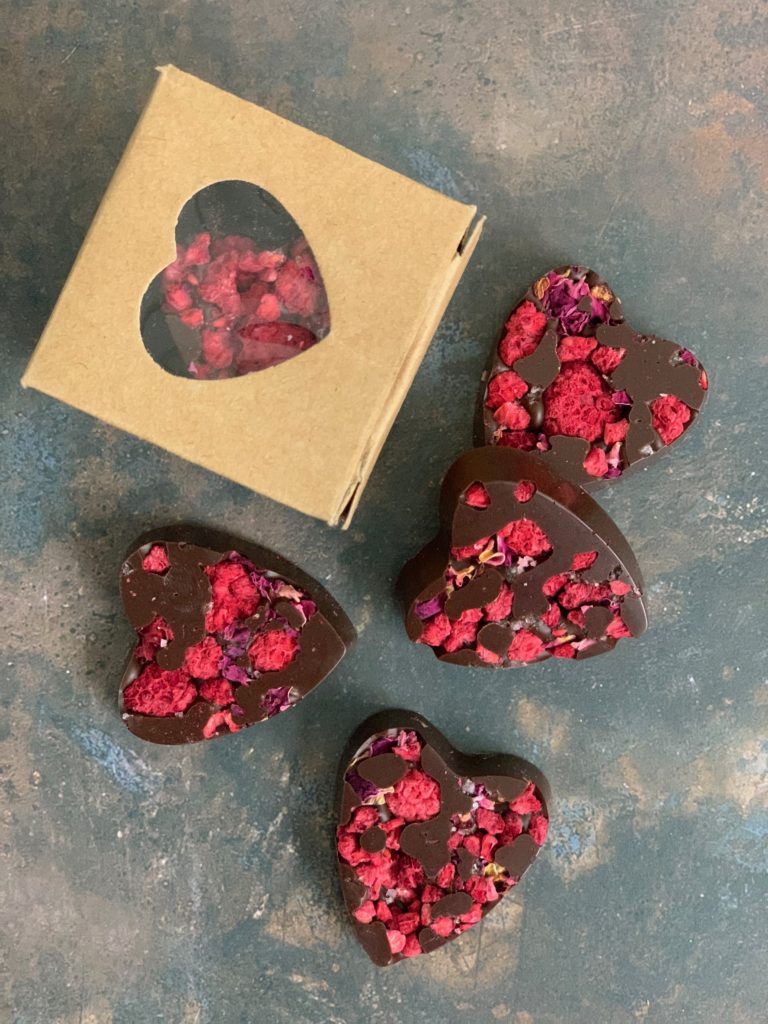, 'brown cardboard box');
22,66,483,526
